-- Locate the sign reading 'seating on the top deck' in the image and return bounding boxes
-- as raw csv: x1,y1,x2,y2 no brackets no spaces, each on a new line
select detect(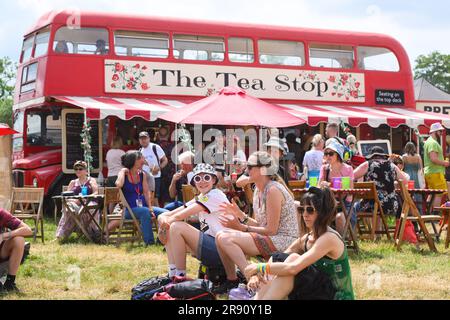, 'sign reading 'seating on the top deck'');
105,60,365,102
